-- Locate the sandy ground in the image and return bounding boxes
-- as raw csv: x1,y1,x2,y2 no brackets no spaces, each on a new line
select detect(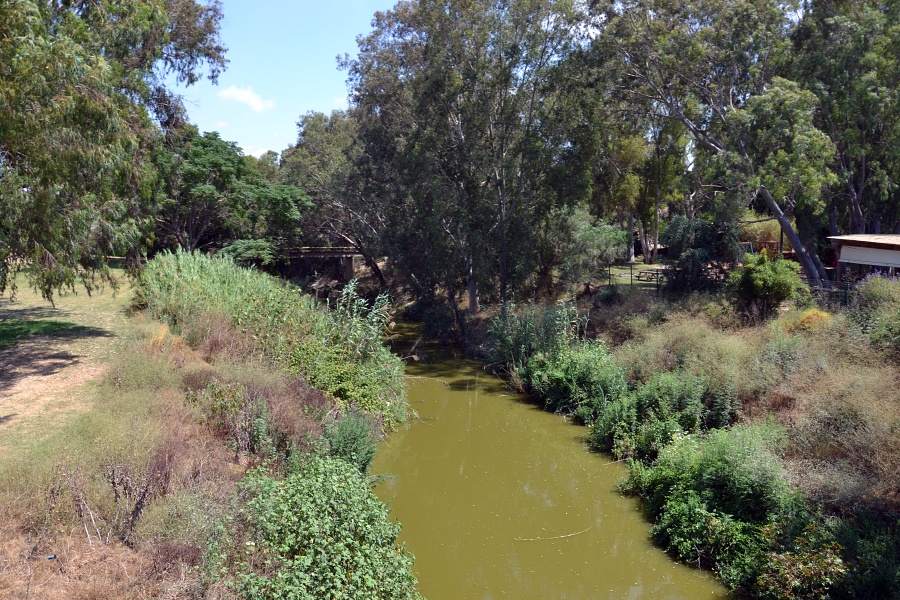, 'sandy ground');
0,280,130,450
